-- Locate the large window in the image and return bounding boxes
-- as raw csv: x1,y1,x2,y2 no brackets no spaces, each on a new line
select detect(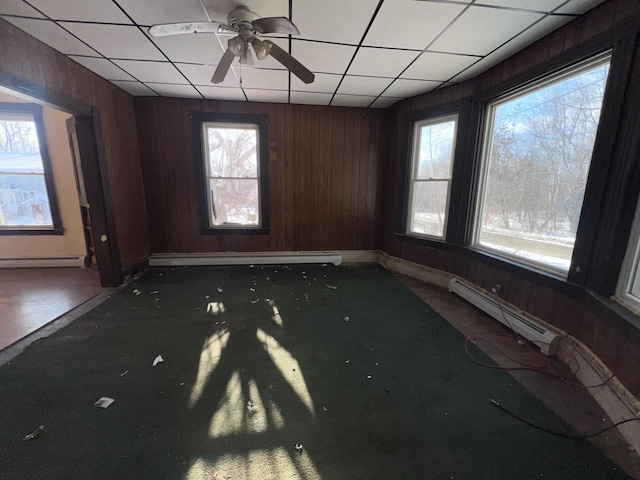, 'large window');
617,198,640,314
0,104,61,233
407,115,458,239
193,113,268,232
474,55,611,274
